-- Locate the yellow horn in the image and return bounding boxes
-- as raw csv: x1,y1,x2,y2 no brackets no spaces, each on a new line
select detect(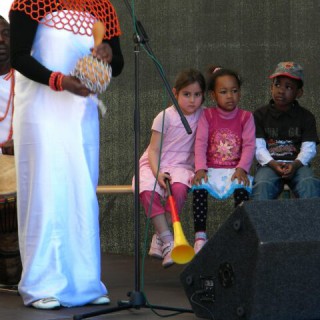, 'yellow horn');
171,221,195,264
165,174,195,264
